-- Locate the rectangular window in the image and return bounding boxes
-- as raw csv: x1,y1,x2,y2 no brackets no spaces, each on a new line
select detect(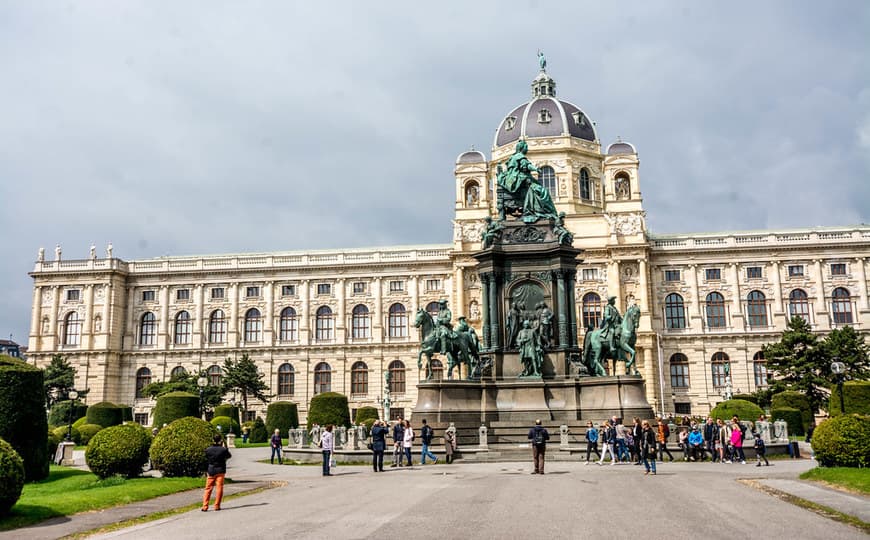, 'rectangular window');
746,266,762,279
142,290,155,302
670,364,689,388
211,287,225,300
66,289,81,301
674,403,692,415
316,283,331,295
281,285,296,296
352,282,366,294
243,411,257,423
705,268,721,281
389,408,405,421
830,263,846,276
246,286,260,298
664,270,681,282
582,268,598,281
389,280,404,292
788,265,804,277
176,289,190,301
425,279,441,292
134,413,149,426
